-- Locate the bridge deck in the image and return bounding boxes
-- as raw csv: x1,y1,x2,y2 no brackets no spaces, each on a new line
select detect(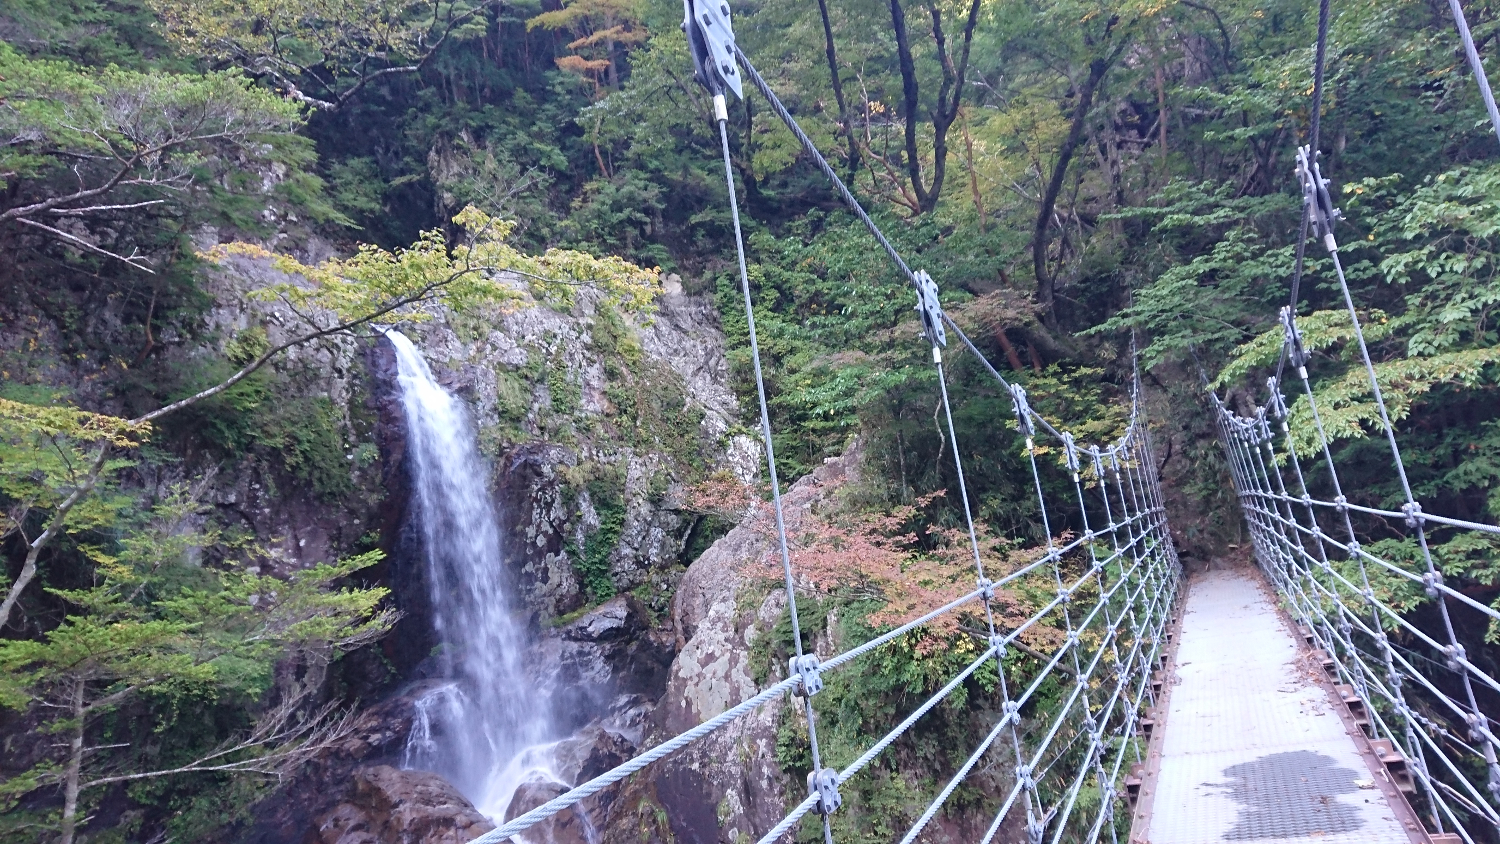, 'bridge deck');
1137,566,1418,844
